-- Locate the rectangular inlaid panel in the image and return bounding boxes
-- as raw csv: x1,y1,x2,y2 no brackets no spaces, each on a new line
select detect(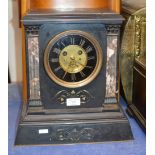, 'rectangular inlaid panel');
105,36,117,98
28,36,41,100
